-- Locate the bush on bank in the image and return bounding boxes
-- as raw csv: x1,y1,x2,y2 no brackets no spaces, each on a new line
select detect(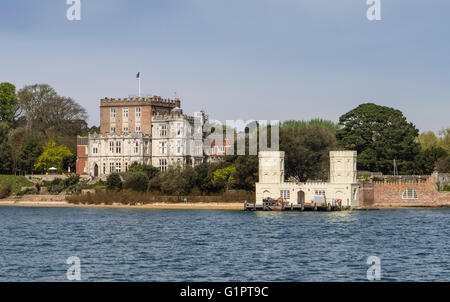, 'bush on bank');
66,189,254,205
